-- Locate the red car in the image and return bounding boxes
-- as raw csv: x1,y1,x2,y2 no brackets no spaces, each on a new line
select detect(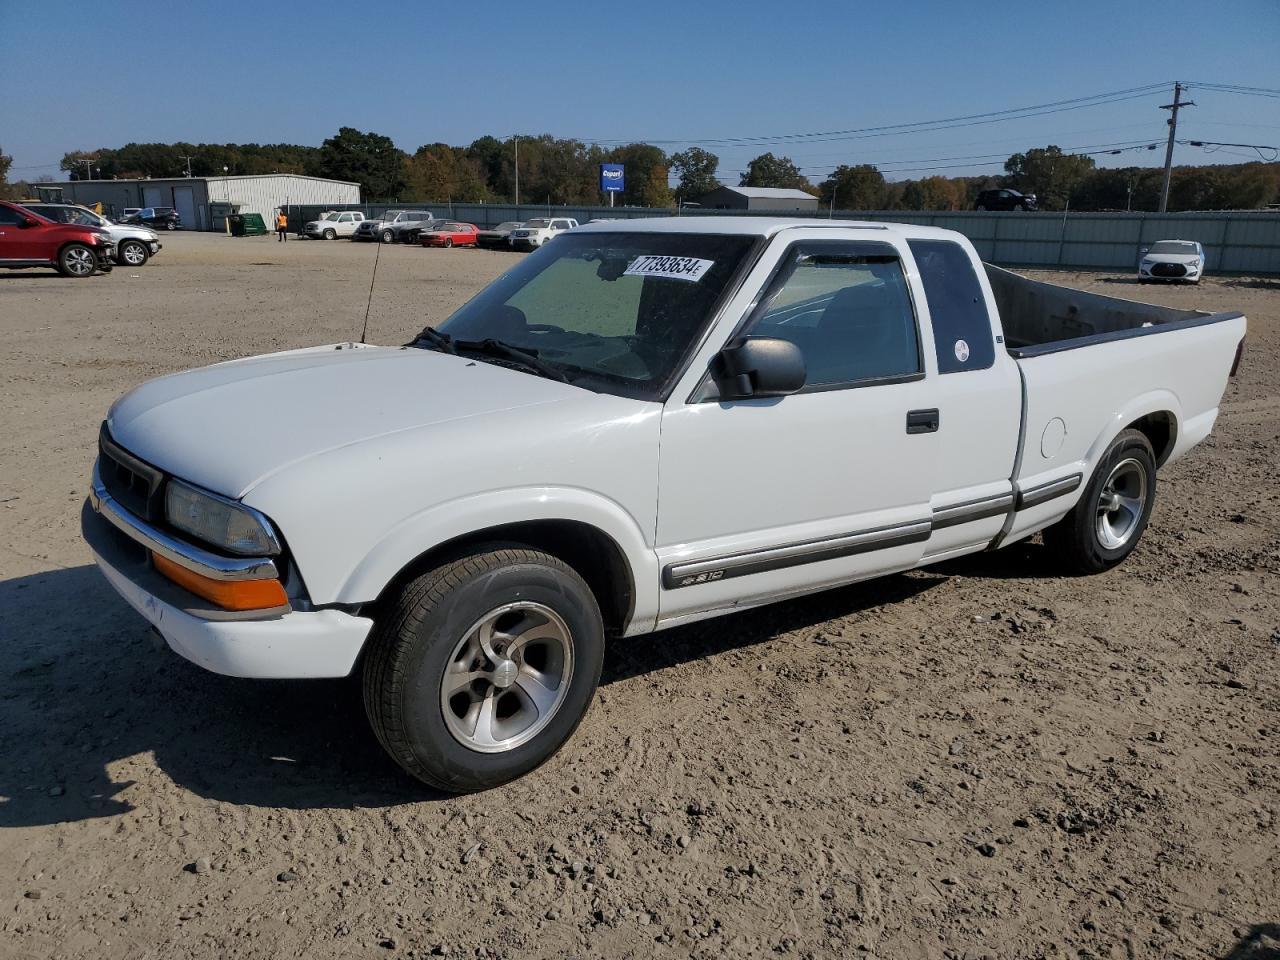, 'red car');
0,200,116,277
419,222,479,248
